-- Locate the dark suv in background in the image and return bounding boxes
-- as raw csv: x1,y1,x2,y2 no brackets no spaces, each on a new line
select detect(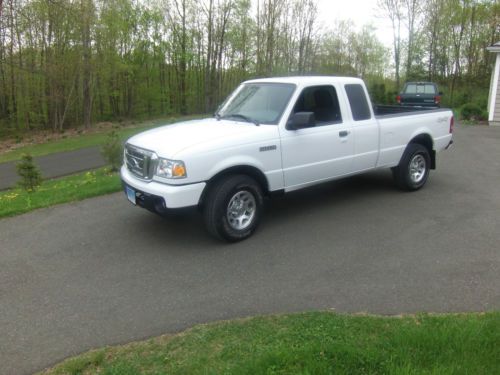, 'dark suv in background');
397,82,442,107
